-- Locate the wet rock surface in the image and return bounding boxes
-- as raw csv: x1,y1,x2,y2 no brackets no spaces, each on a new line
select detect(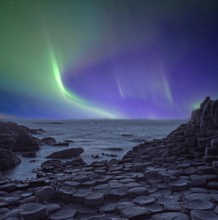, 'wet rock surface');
0,122,40,171
40,137,56,146
47,147,84,159
0,149,21,171
1,97,218,219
